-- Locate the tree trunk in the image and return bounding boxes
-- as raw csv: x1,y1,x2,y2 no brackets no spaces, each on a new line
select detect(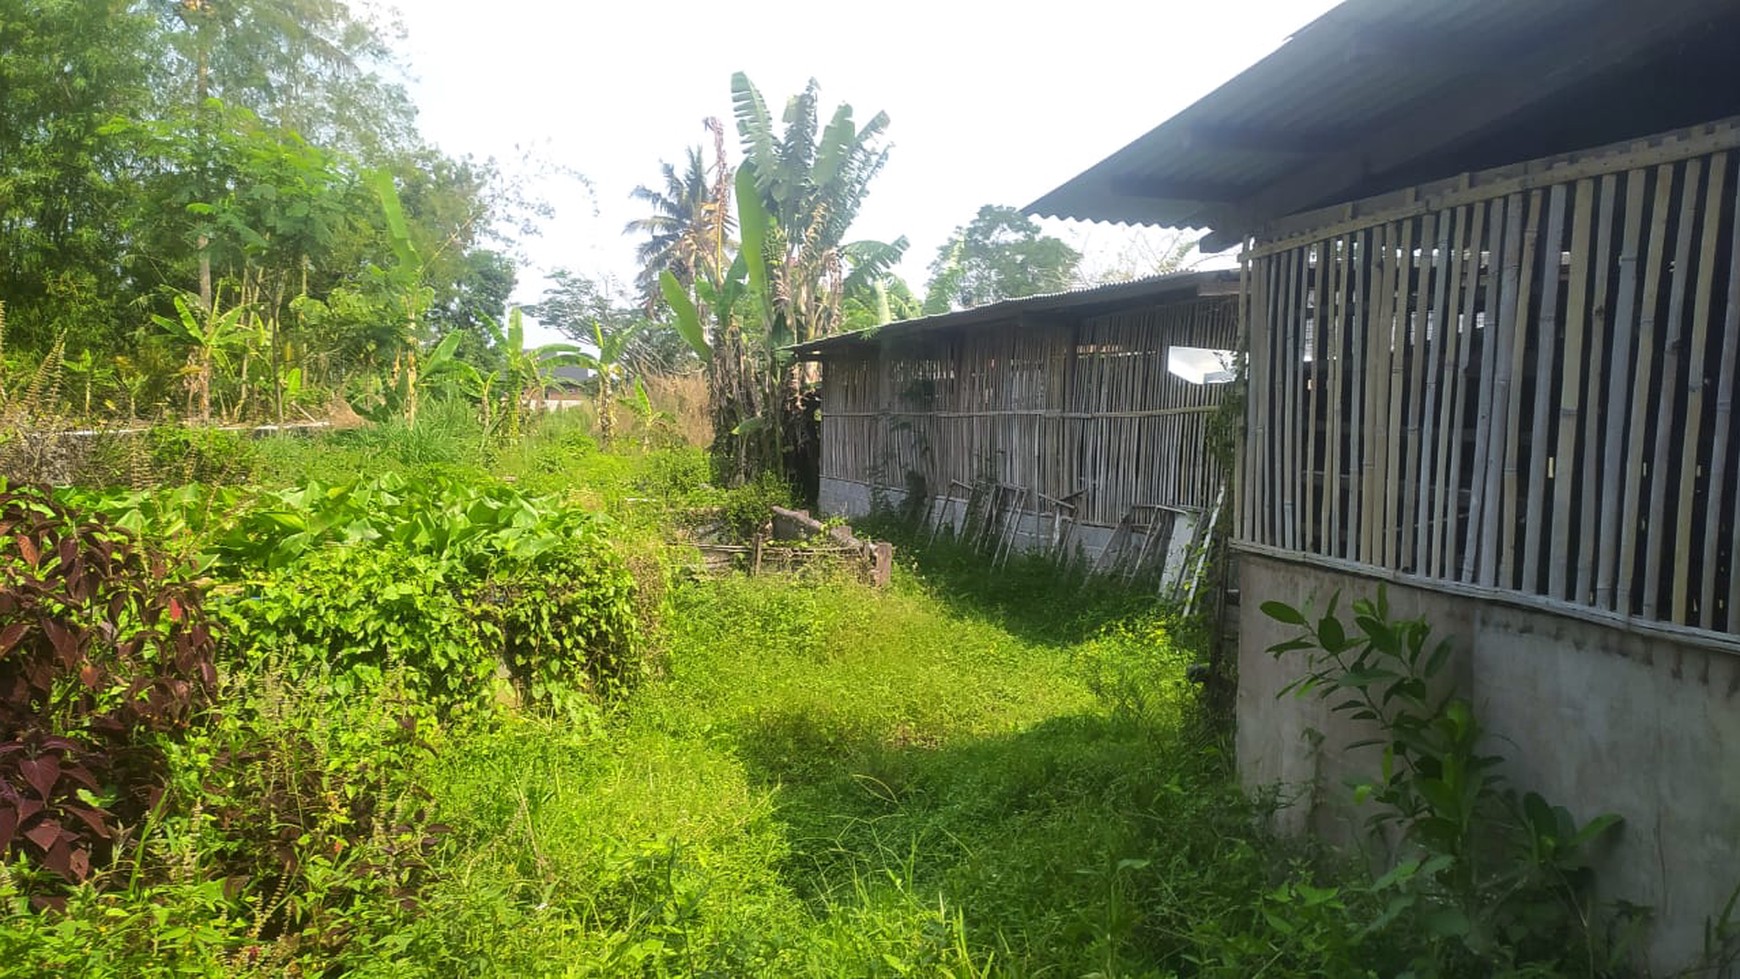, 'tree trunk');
598,373,614,446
